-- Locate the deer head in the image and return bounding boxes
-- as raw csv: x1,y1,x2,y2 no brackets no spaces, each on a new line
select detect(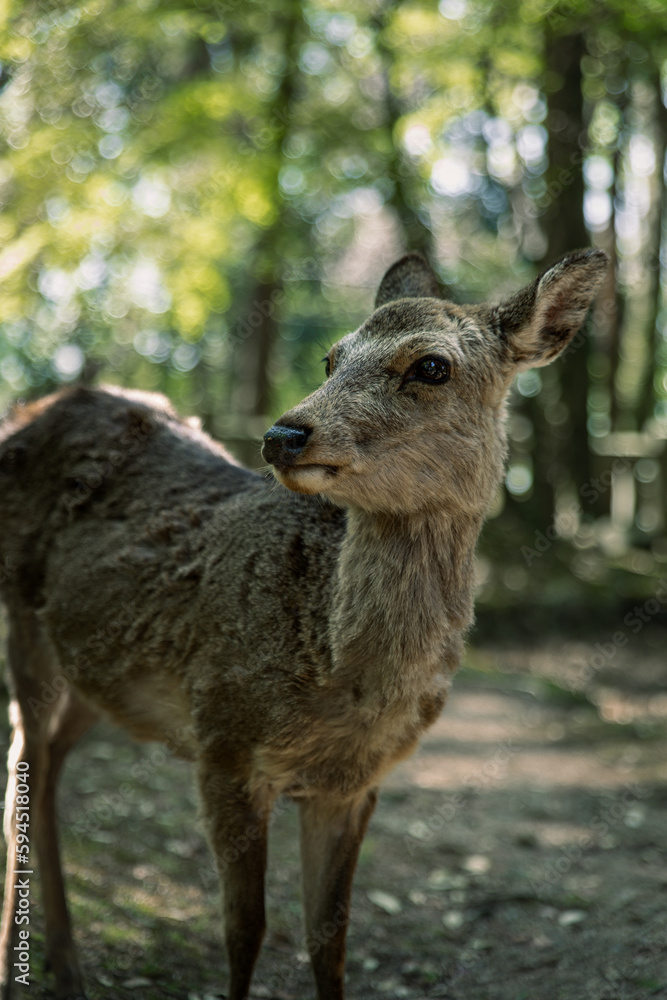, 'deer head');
262,249,608,516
